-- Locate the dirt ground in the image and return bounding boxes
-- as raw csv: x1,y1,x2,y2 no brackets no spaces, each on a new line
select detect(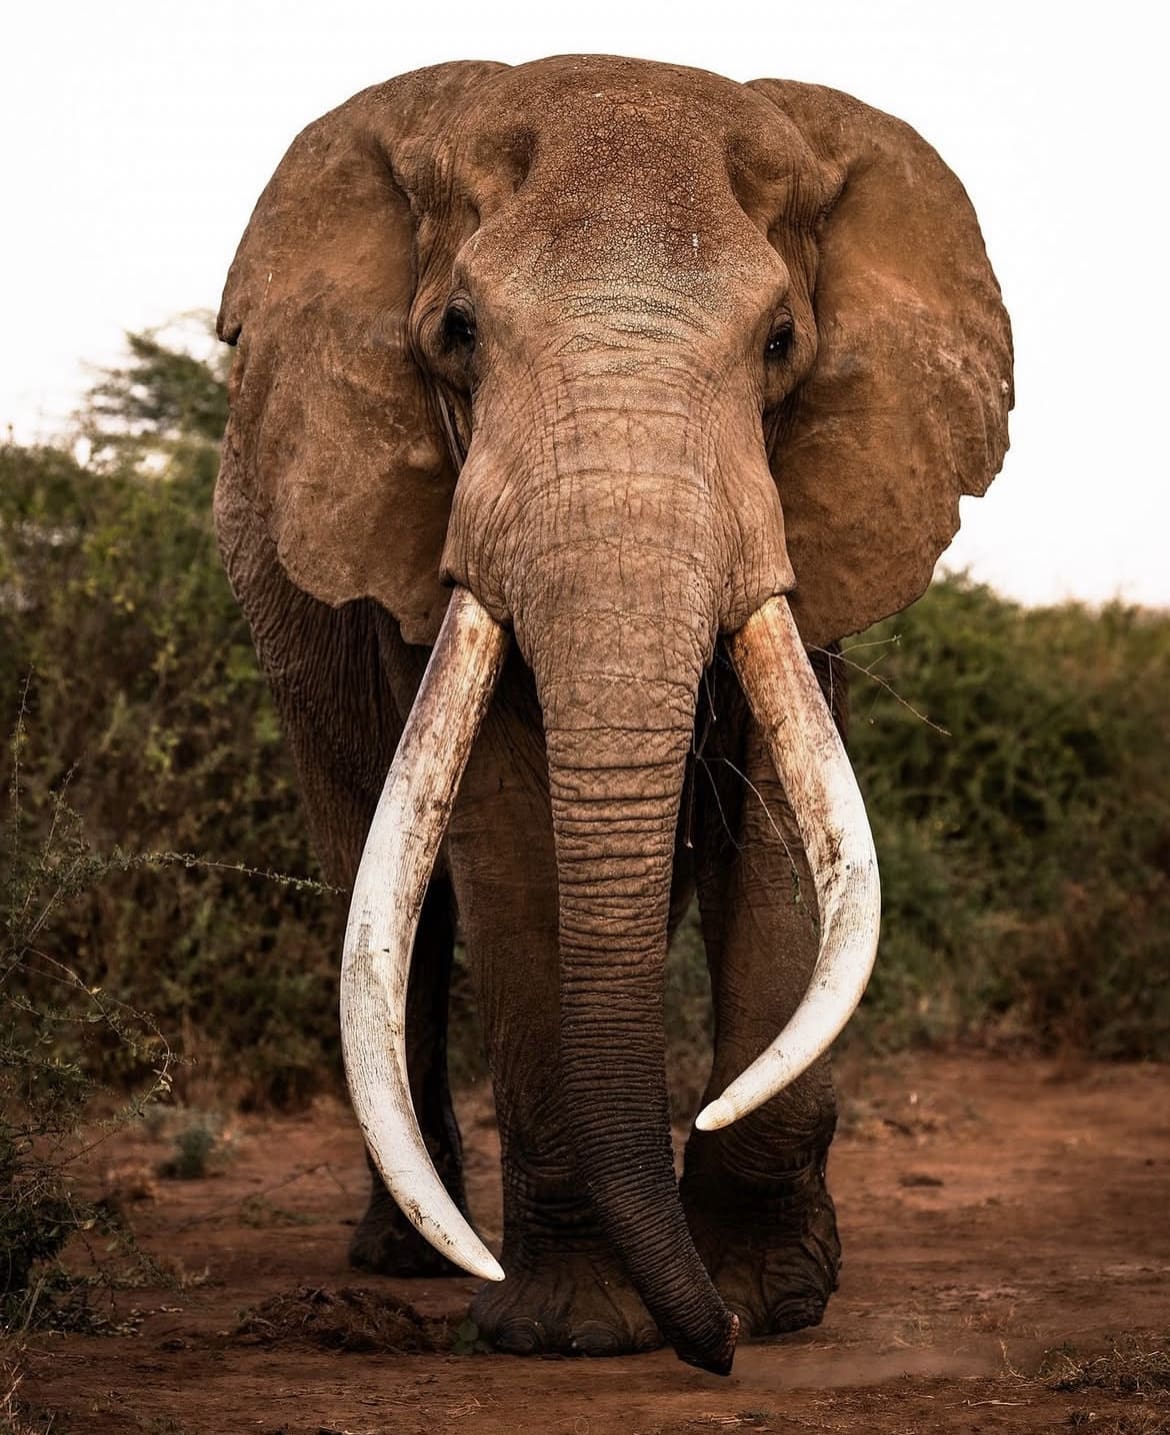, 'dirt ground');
16,1055,1170,1434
